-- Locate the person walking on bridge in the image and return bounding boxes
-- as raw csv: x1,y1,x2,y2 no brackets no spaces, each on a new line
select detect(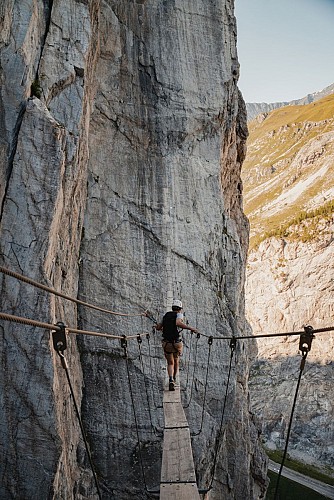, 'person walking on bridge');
156,299,197,391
